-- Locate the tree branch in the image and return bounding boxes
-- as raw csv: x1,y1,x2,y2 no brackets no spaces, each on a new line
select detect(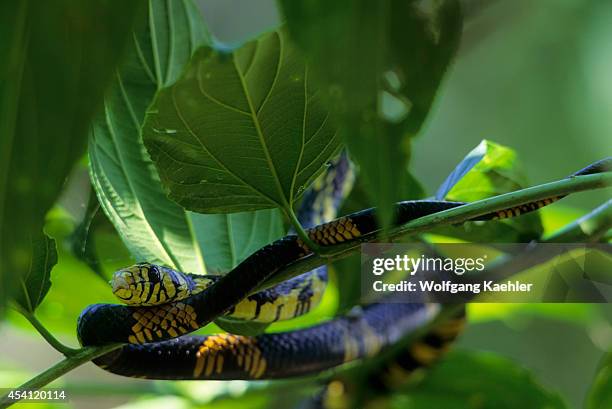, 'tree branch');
544,199,612,243
2,171,609,408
